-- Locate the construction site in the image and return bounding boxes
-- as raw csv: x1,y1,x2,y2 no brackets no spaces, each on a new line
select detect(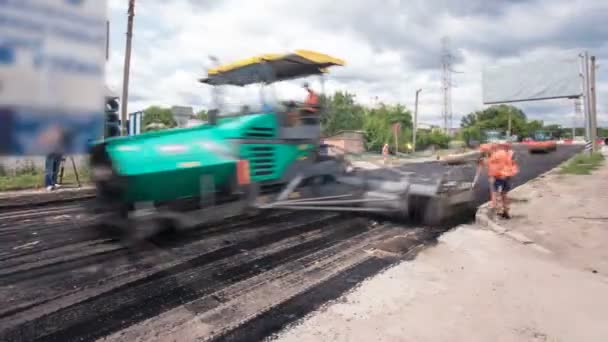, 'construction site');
1,1,607,341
